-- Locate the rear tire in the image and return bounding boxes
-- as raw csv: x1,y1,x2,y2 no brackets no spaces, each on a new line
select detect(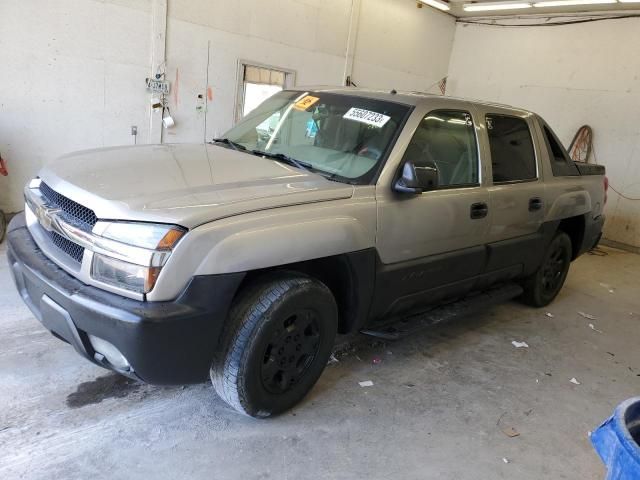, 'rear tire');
520,231,572,307
210,272,338,418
